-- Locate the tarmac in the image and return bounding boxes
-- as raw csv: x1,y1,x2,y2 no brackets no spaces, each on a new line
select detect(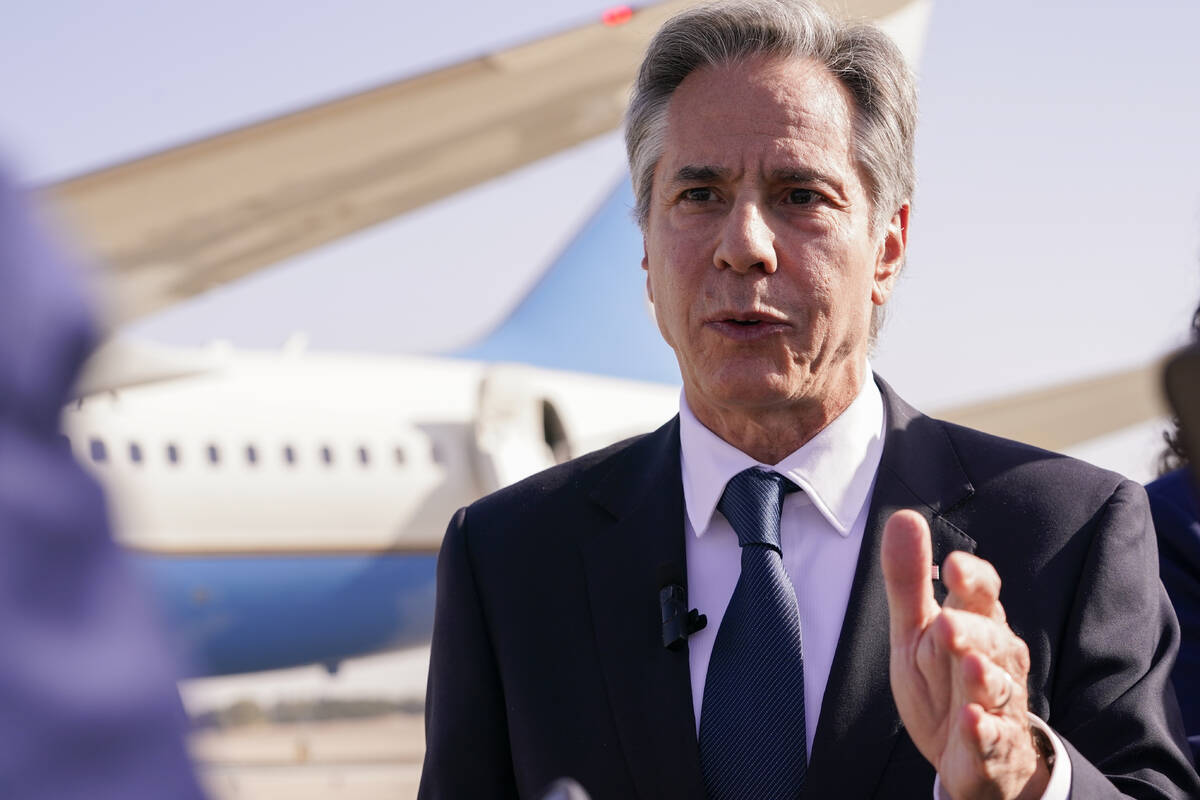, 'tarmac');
192,714,424,800
183,648,431,800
